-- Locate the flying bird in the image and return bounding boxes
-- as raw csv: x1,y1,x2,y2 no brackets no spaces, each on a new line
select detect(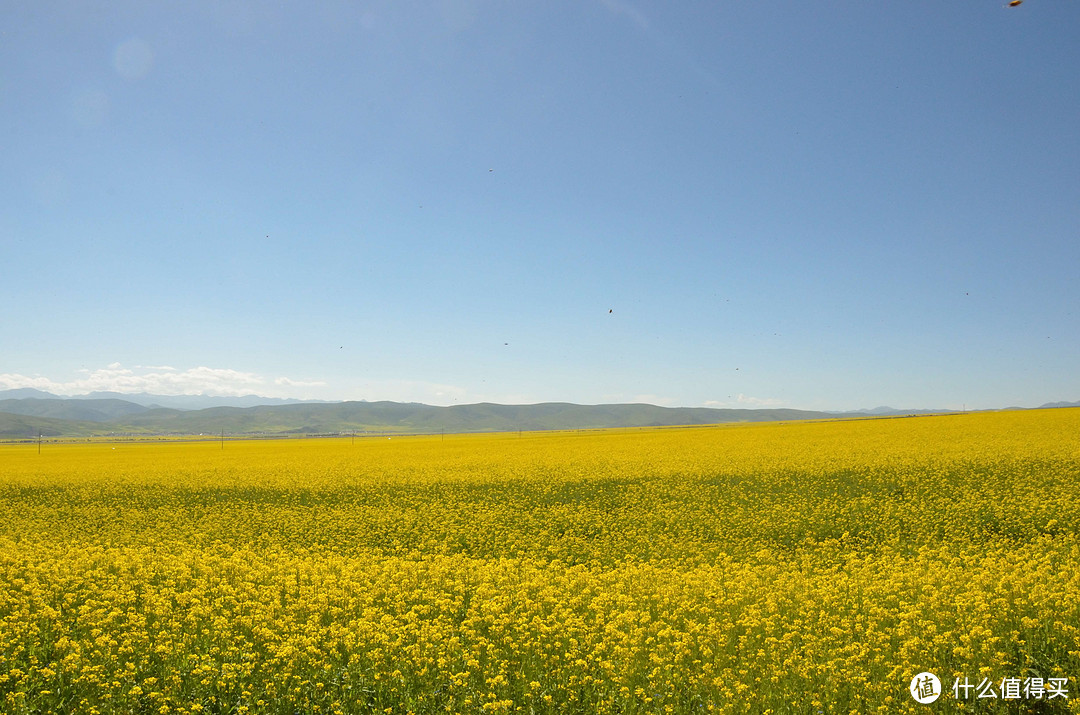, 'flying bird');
1008,0,1022,6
